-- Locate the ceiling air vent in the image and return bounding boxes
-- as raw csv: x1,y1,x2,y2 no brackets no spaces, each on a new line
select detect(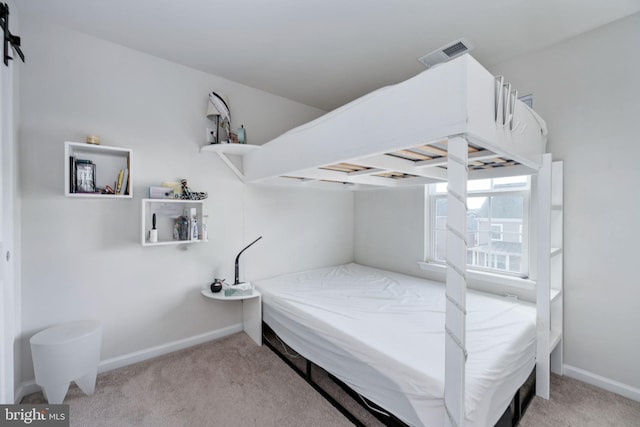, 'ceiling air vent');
418,38,473,68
